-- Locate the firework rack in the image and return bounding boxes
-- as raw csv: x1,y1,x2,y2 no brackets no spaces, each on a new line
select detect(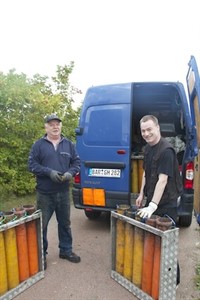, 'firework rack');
0,211,44,300
111,211,179,300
